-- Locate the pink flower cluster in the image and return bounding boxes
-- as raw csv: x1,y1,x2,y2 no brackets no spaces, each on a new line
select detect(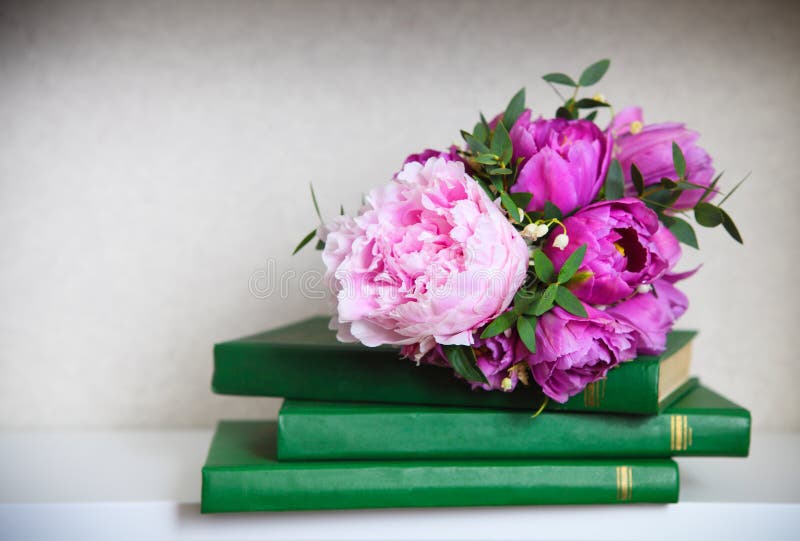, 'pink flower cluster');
317,96,717,403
